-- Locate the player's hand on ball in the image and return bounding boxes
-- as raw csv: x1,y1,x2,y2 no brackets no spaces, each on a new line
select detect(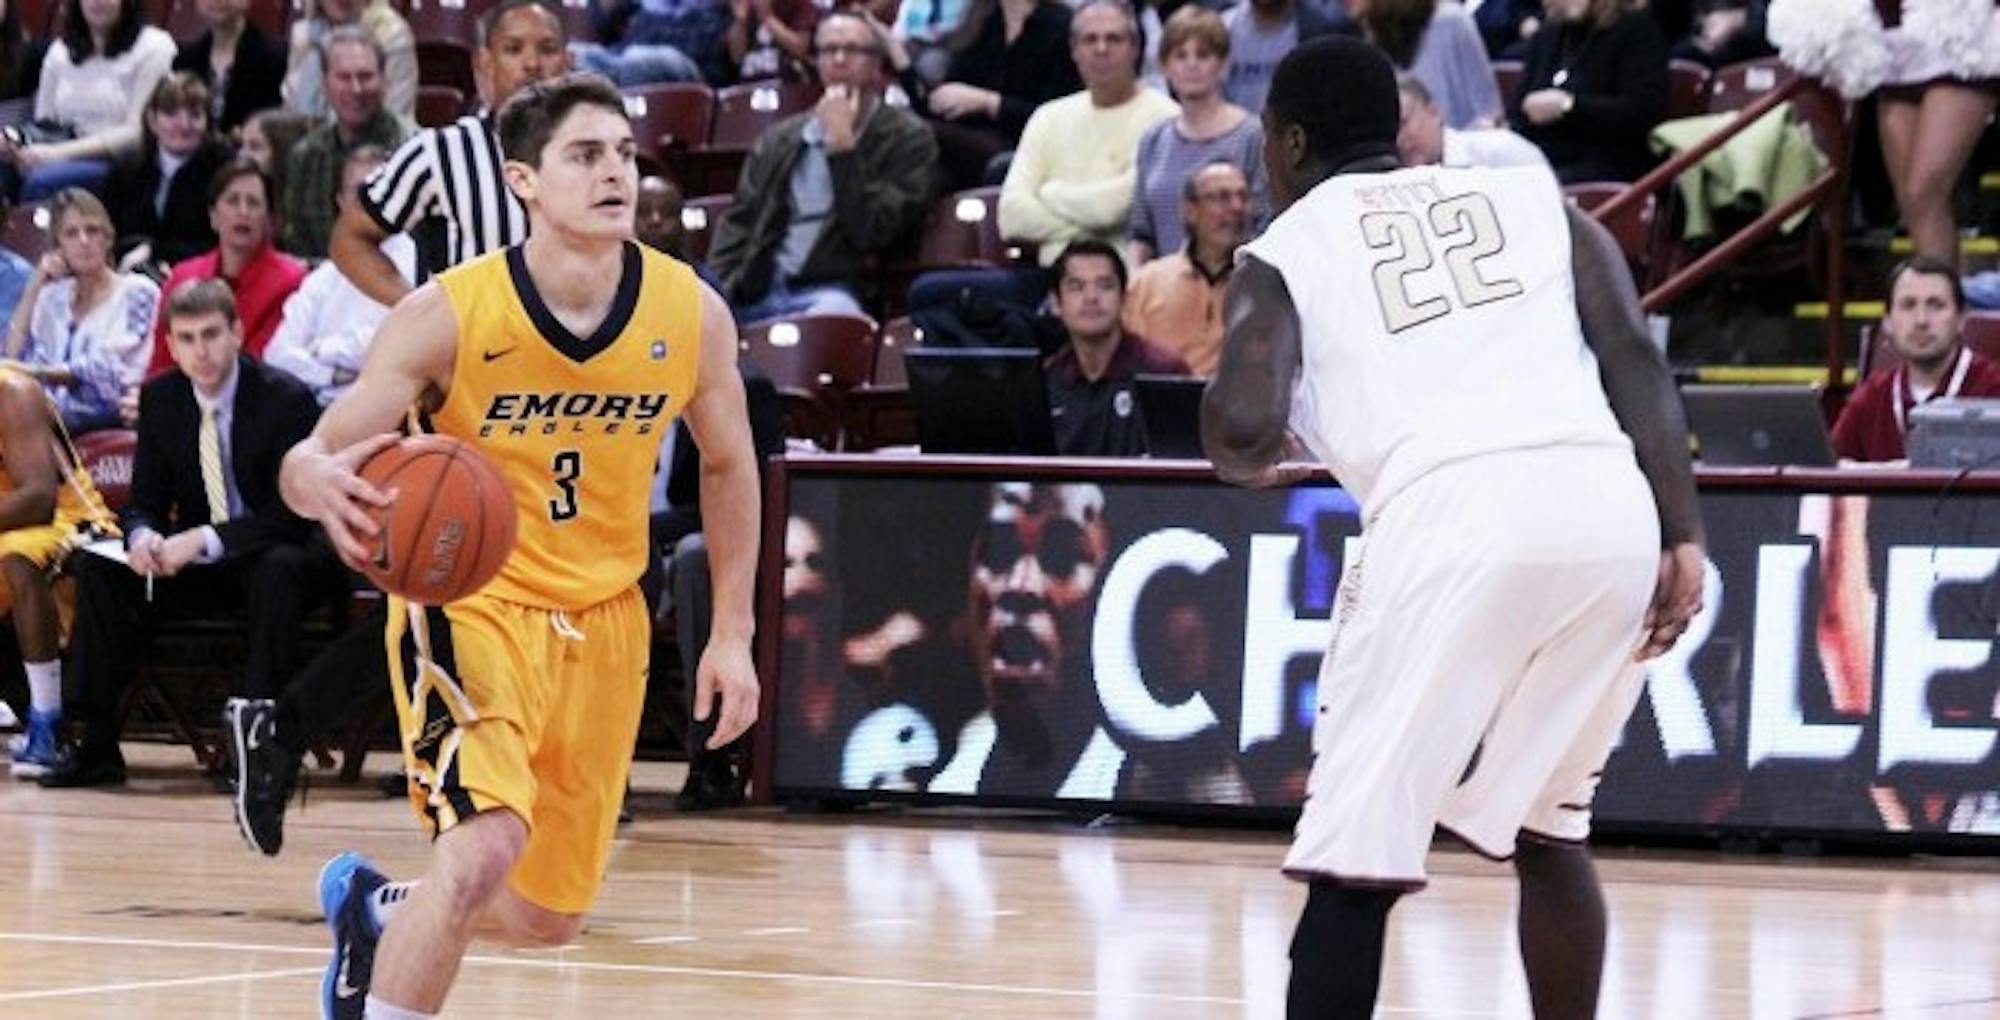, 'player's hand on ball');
695,639,759,750
292,432,402,571
1639,541,1704,659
